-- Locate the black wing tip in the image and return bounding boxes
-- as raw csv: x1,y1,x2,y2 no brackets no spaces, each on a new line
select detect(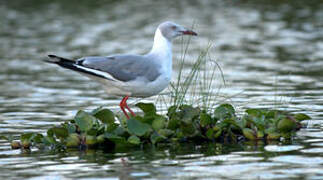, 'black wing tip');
48,54,57,58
